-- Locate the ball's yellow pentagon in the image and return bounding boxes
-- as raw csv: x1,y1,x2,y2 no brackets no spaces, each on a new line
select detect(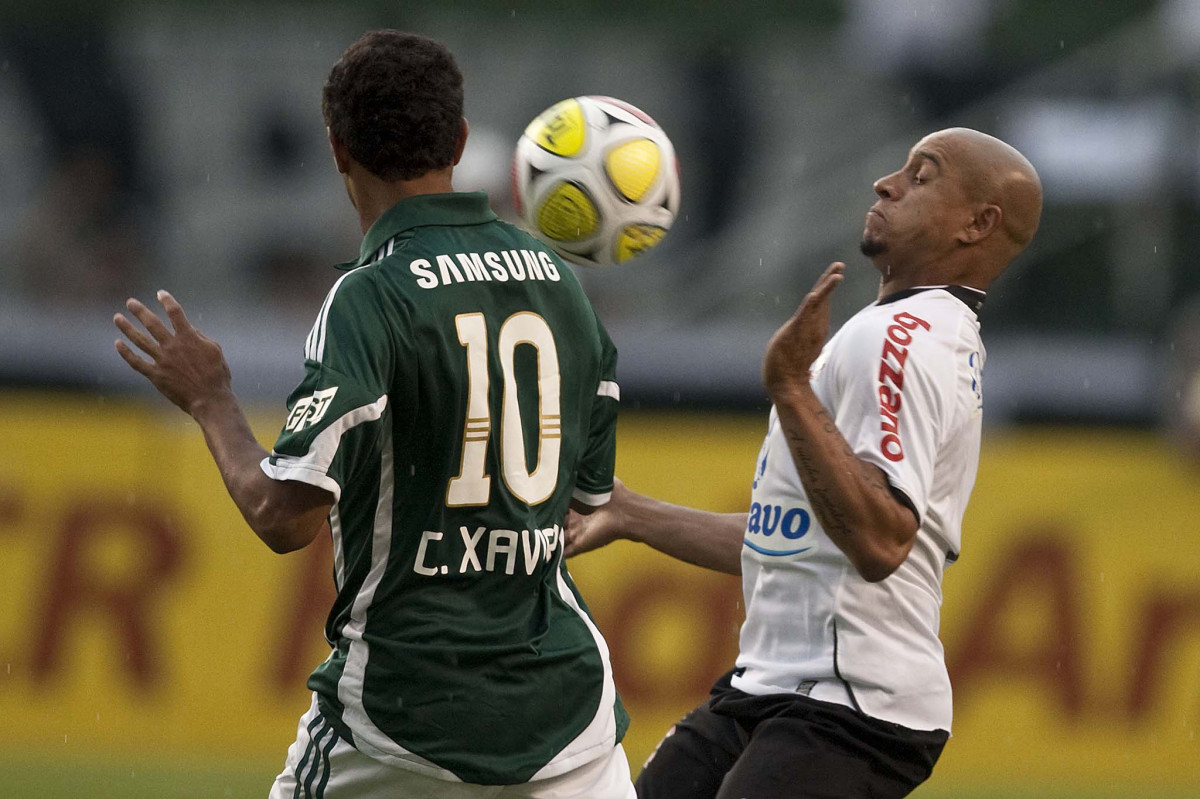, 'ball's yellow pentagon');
525,98,586,157
537,182,599,241
605,138,661,202
614,224,667,262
